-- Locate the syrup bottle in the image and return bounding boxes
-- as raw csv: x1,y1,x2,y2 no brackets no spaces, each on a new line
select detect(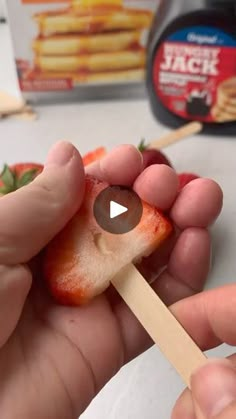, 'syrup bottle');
147,0,236,134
